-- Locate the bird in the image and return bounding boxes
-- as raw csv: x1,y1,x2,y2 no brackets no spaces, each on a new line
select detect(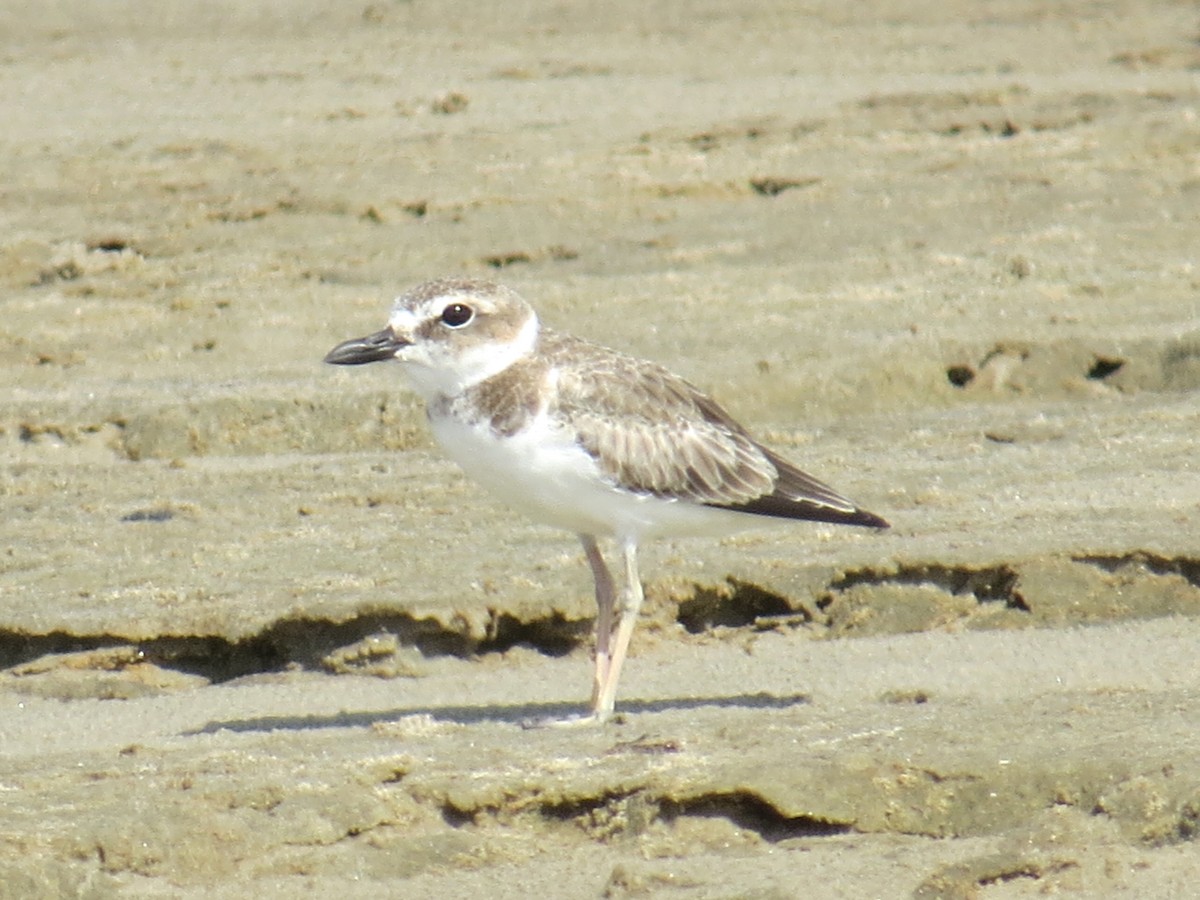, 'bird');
324,278,888,725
